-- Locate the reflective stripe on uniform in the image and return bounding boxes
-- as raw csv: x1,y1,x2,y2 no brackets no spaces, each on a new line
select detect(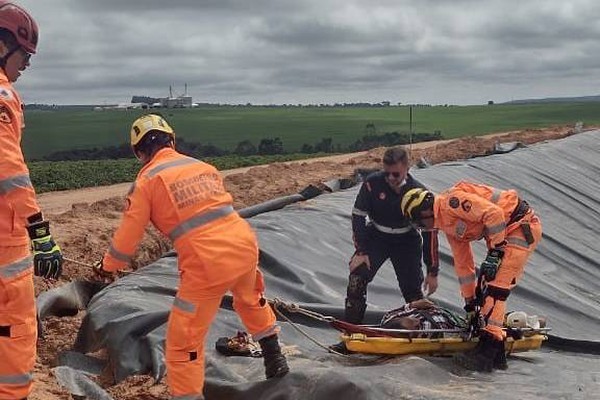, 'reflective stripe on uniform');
506,236,530,248
484,222,506,236
351,207,368,217
458,273,476,285
108,244,133,263
173,296,196,314
168,205,235,241
172,394,204,400
146,158,199,178
0,174,32,195
0,372,32,385
127,182,136,196
372,221,412,234
0,256,33,278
